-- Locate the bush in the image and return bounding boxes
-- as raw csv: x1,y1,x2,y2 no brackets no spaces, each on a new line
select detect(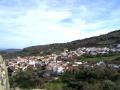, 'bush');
102,80,116,90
